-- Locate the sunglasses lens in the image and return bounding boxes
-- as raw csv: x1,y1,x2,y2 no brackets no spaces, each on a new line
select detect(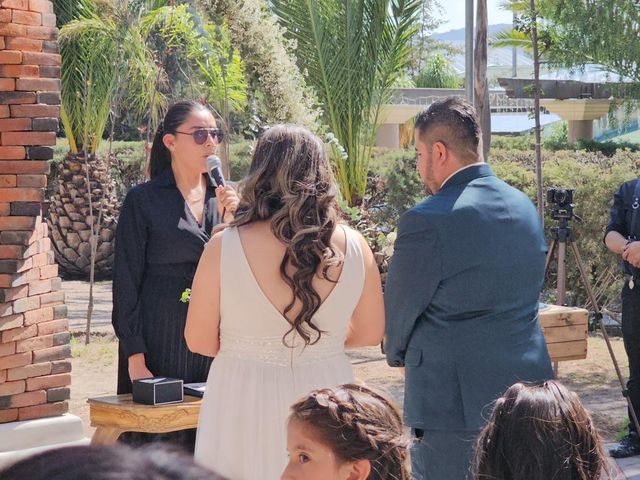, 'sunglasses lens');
192,129,223,144
193,130,208,145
